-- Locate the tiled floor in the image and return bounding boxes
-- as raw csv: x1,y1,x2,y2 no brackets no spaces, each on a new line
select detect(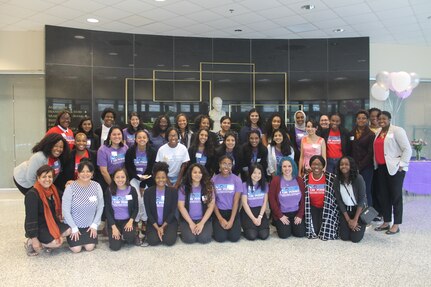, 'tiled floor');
1,189,429,286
